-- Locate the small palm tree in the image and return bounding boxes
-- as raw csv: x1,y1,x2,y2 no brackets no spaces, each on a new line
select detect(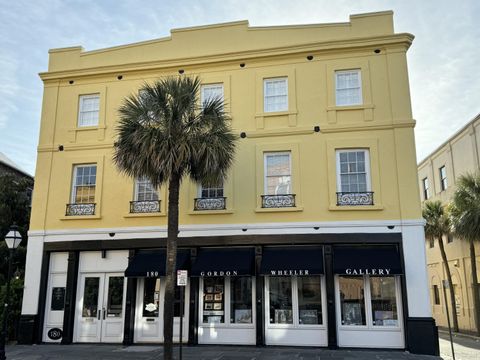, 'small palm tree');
113,76,236,359
423,200,458,332
450,172,480,336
